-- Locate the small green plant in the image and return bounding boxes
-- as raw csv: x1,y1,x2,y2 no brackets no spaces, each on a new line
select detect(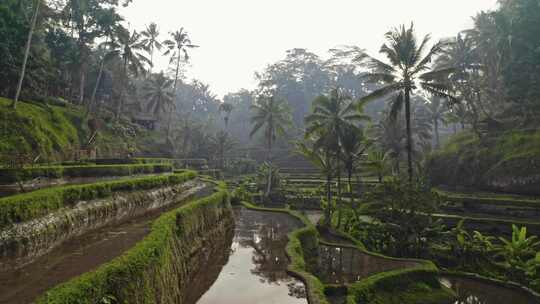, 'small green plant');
496,225,540,282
